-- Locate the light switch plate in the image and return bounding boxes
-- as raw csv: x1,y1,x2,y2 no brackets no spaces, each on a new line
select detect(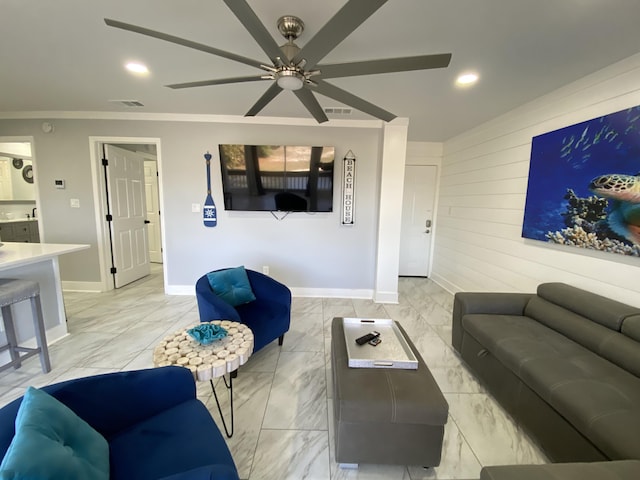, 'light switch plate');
70,198,80,208
192,203,200,213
